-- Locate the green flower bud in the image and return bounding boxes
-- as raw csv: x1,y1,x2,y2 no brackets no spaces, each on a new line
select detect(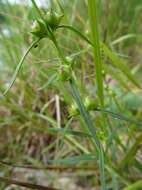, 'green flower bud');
65,56,73,64
69,102,79,117
84,97,97,111
45,10,63,30
31,19,47,38
98,131,107,142
59,65,71,81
